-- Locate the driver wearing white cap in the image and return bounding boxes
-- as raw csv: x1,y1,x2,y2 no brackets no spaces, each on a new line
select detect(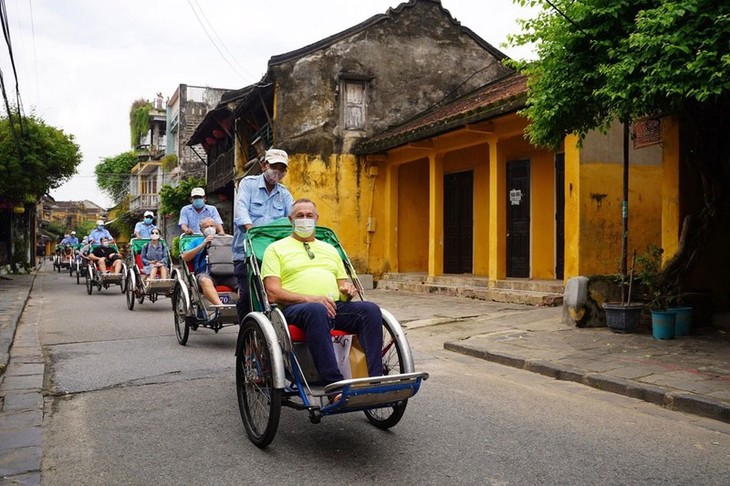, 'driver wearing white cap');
179,187,225,235
134,210,158,238
88,220,113,244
